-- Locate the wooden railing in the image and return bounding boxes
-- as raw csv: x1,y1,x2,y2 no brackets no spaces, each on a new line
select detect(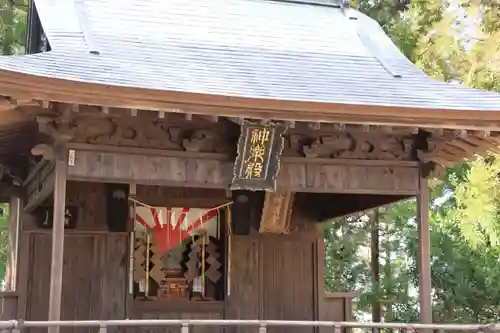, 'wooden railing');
0,319,497,333
0,292,17,320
